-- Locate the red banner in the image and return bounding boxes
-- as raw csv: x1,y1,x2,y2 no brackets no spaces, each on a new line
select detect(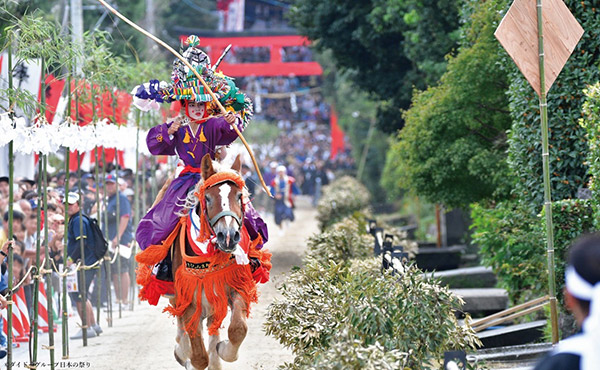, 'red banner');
330,110,345,160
